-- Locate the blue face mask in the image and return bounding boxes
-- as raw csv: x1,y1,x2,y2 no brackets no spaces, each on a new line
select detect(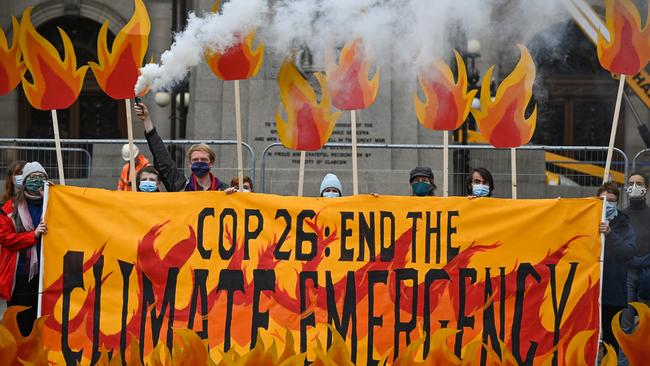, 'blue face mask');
14,174,23,187
605,200,618,221
322,191,340,198
411,181,432,196
472,184,490,197
139,180,158,192
191,162,210,178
